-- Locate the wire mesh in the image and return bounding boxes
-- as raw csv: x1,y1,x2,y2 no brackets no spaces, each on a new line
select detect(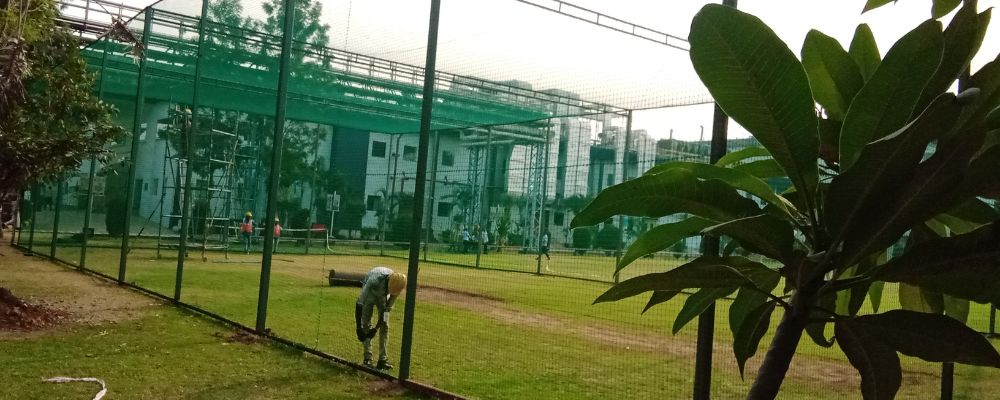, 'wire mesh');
28,0,1000,399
